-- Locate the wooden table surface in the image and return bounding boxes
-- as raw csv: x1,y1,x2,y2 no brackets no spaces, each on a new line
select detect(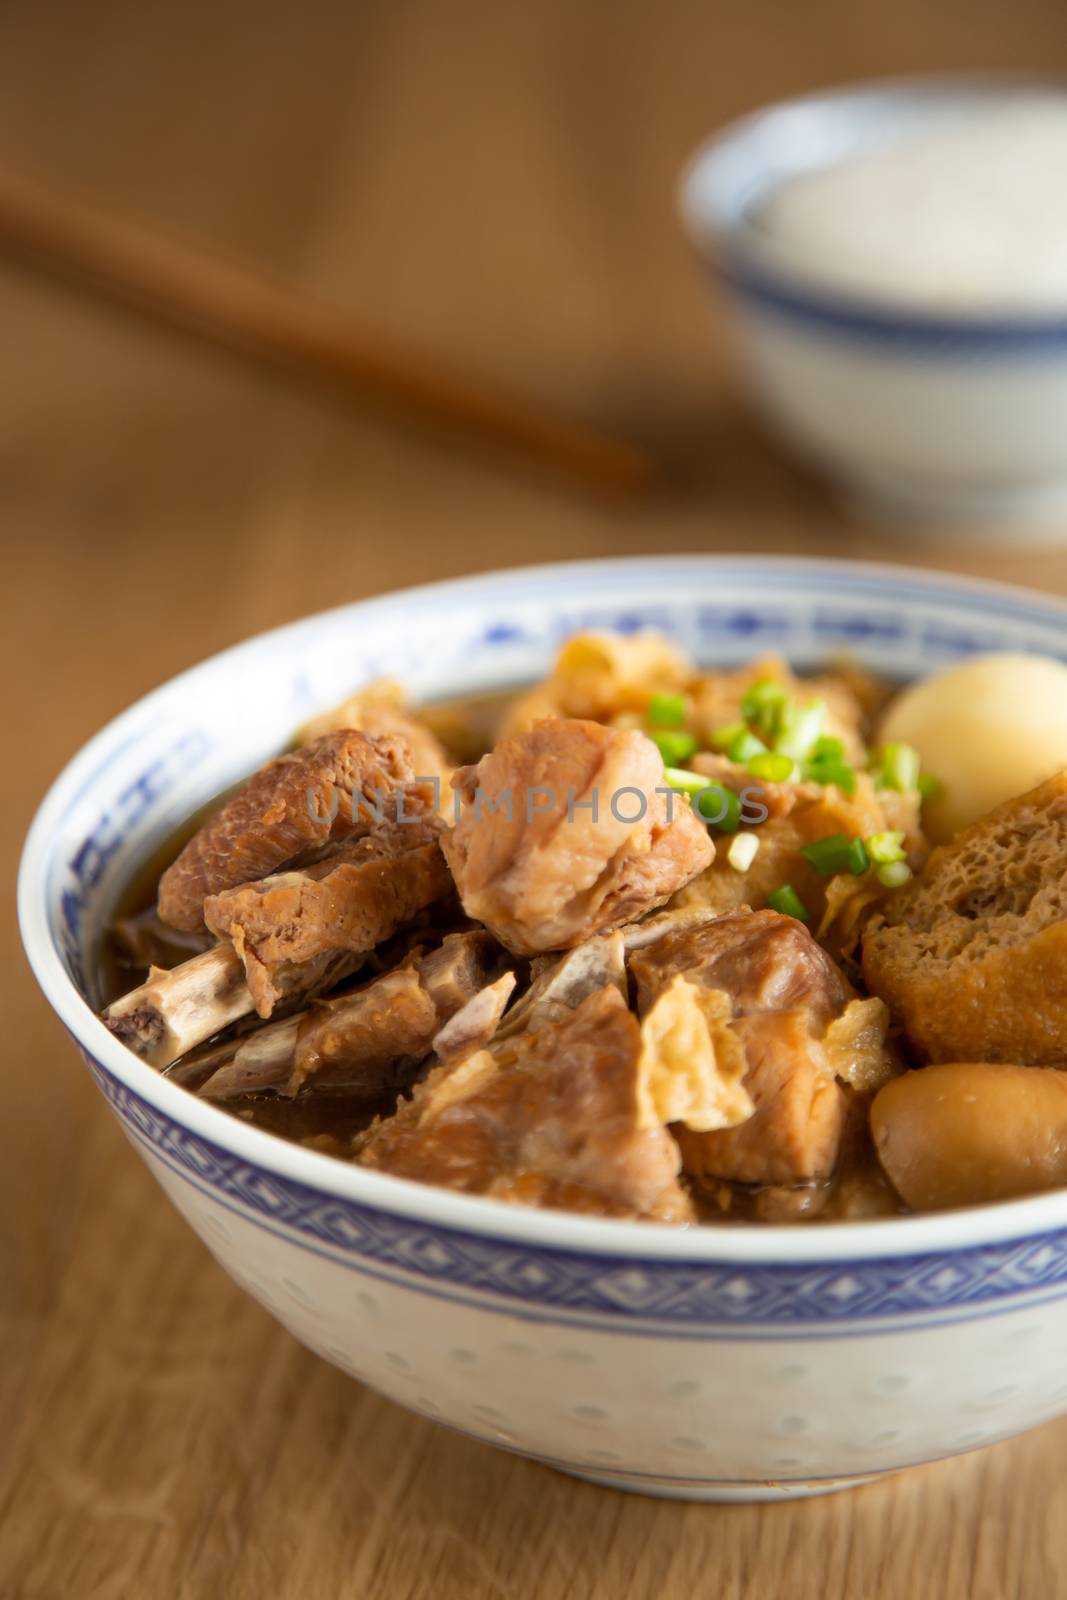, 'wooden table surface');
5,3,1067,1595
